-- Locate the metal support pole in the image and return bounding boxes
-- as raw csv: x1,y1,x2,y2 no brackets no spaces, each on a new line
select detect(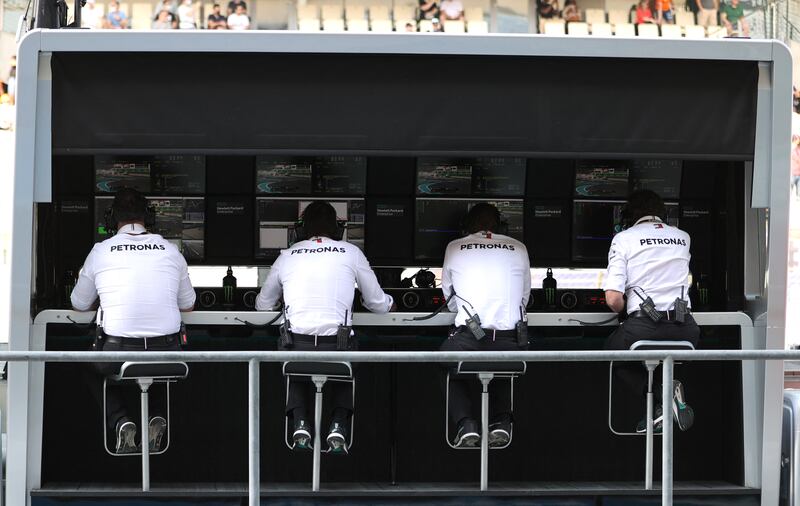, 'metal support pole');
662,357,674,506
248,359,260,506
139,379,152,492
312,376,326,492
645,365,654,490
479,373,492,492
